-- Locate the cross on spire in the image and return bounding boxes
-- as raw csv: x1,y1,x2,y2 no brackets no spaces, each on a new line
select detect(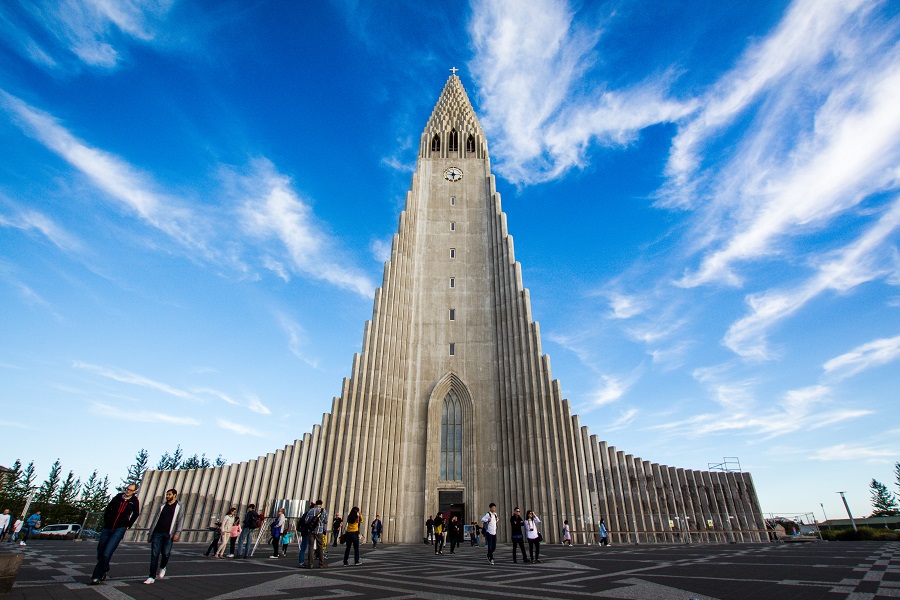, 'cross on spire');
449,66,459,75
